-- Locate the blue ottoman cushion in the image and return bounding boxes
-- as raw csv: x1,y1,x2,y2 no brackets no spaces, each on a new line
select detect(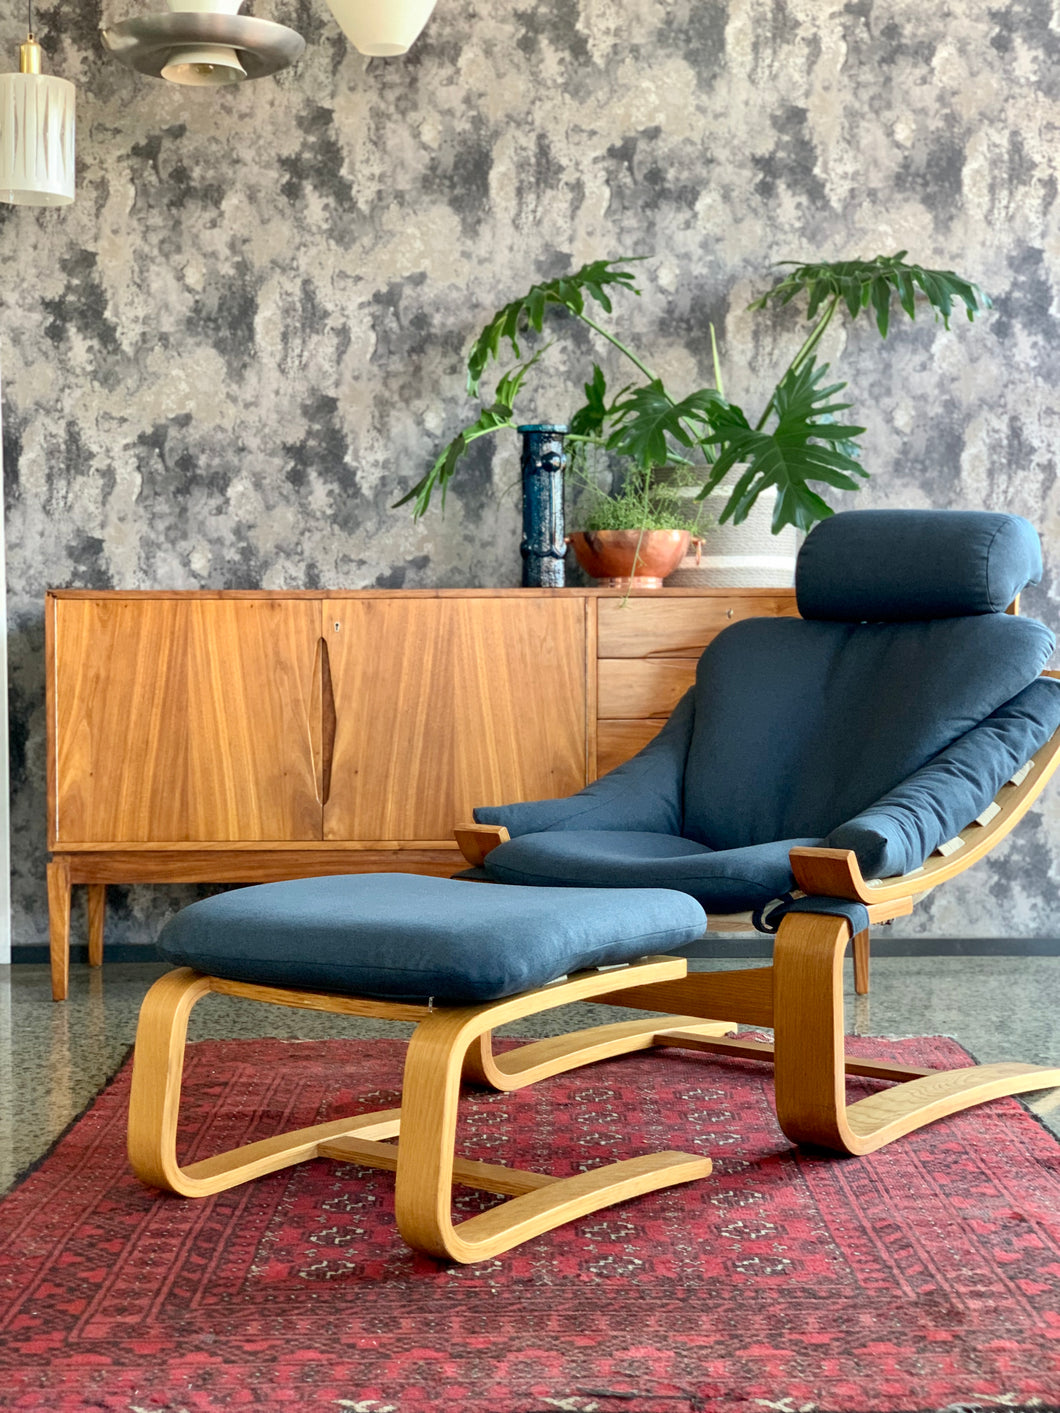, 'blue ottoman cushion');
157,872,707,1004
